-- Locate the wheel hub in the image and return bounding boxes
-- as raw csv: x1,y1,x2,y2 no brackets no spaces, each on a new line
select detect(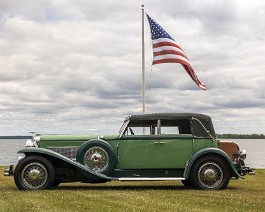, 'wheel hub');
91,153,102,163
204,169,217,180
28,169,41,180
84,146,109,173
